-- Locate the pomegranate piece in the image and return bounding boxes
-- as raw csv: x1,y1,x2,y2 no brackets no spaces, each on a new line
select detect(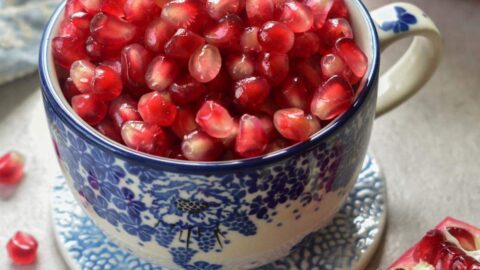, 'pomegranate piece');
72,94,108,125
70,11,92,30
169,75,207,105
90,13,137,46
257,52,289,86
240,27,262,53
196,101,235,139
310,75,354,120
226,53,256,81
182,131,224,161
234,76,271,111
63,77,82,102
317,18,353,54
109,95,142,129
320,53,354,83
161,0,205,32
172,107,198,138
279,1,314,33
101,0,126,17
235,114,268,158
389,217,480,270
275,76,310,110
92,65,123,101
289,31,320,58
145,55,180,91
258,21,295,53
274,108,316,142
304,0,334,29
121,44,152,88
329,0,349,19
52,36,89,68
7,231,38,265
79,0,101,14
334,38,368,79
138,91,178,126
204,14,244,49
164,28,205,59
188,44,222,83
96,119,123,143
70,60,96,93
245,0,274,26
144,18,176,53
0,151,25,185
124,0,161,24
206,0,241,20
121,121,169,155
